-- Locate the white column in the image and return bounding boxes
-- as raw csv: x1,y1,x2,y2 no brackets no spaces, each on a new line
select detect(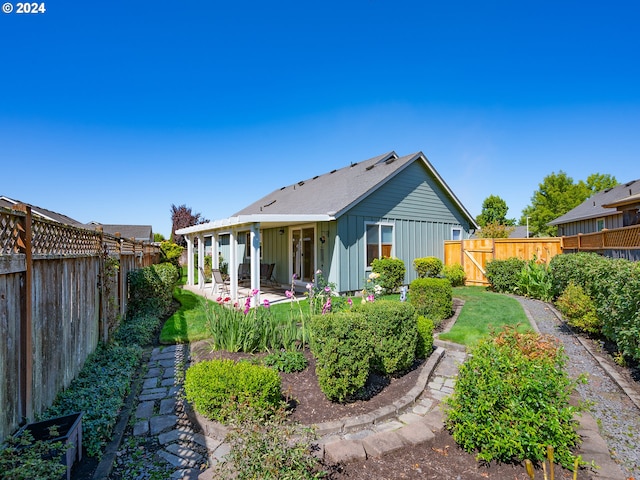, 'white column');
186,234,194,286
229,229,238,303
212,232,219,269
197,233,205,290
249,223,261,306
